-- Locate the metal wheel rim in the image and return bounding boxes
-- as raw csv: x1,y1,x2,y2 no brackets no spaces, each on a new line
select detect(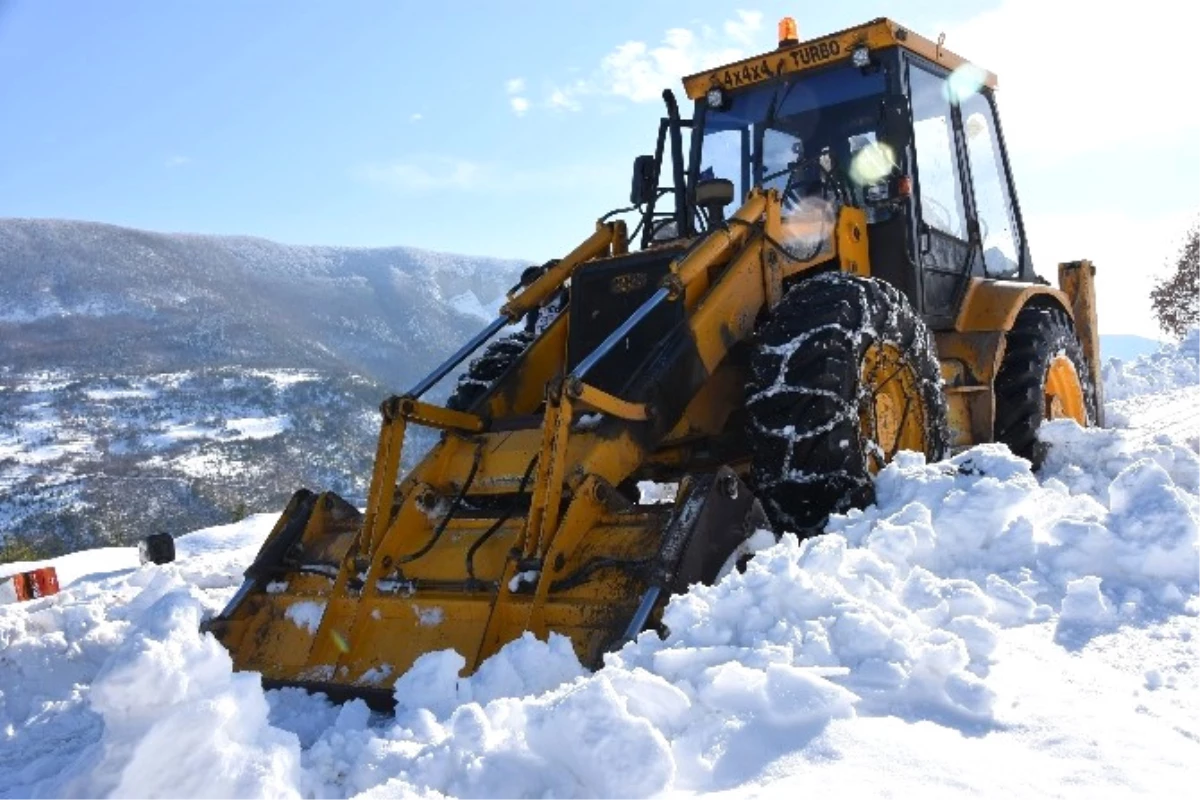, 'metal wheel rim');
1044,355,1086,424
859,342,928,474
